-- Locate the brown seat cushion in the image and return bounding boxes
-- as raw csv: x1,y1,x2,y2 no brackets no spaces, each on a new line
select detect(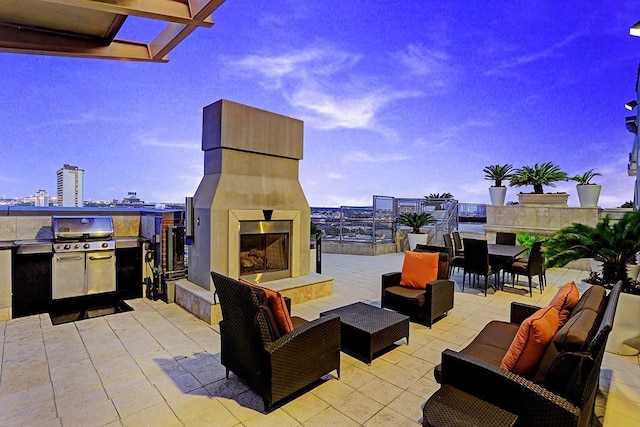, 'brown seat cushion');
384,286,426,309
434,320,519,383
